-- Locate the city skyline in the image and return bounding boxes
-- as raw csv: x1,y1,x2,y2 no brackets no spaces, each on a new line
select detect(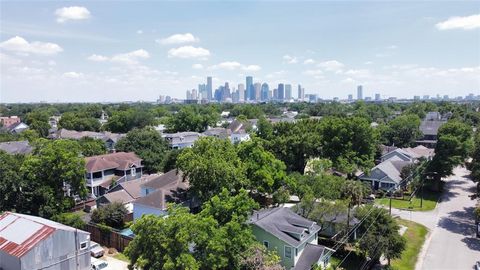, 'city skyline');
1,2,479,102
